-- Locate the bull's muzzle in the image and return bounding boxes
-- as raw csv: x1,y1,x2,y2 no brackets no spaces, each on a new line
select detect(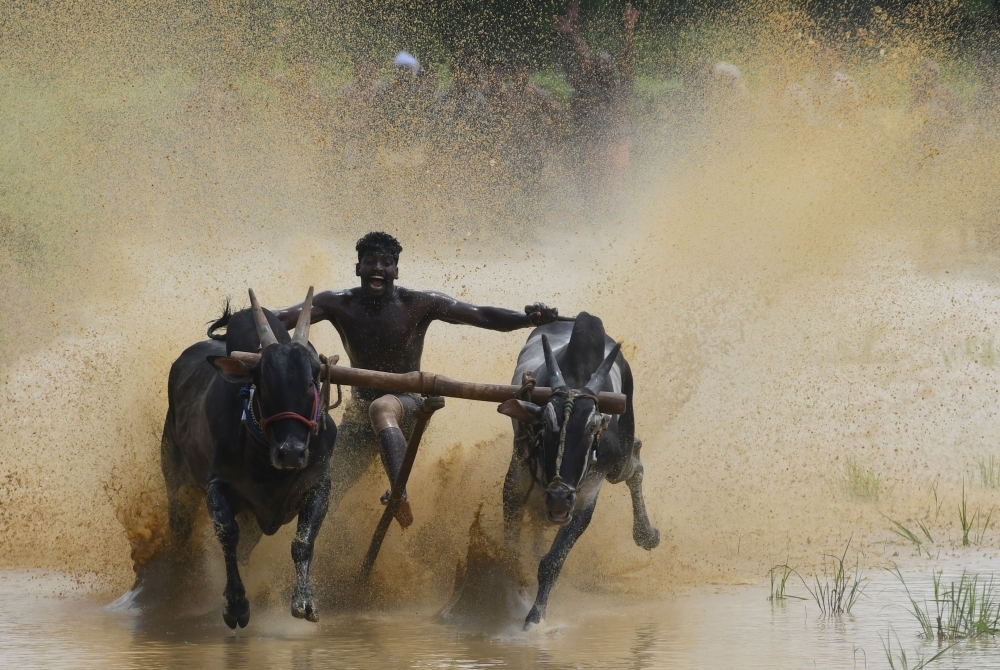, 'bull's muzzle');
272,441,309,470
545,482,576,525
